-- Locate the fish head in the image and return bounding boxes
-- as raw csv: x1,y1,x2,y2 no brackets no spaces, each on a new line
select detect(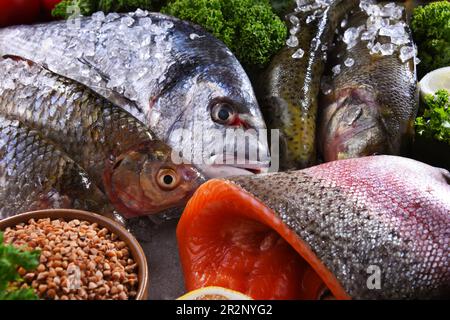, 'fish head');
103,140,205,218
164,65,271,177
321,87,390,162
